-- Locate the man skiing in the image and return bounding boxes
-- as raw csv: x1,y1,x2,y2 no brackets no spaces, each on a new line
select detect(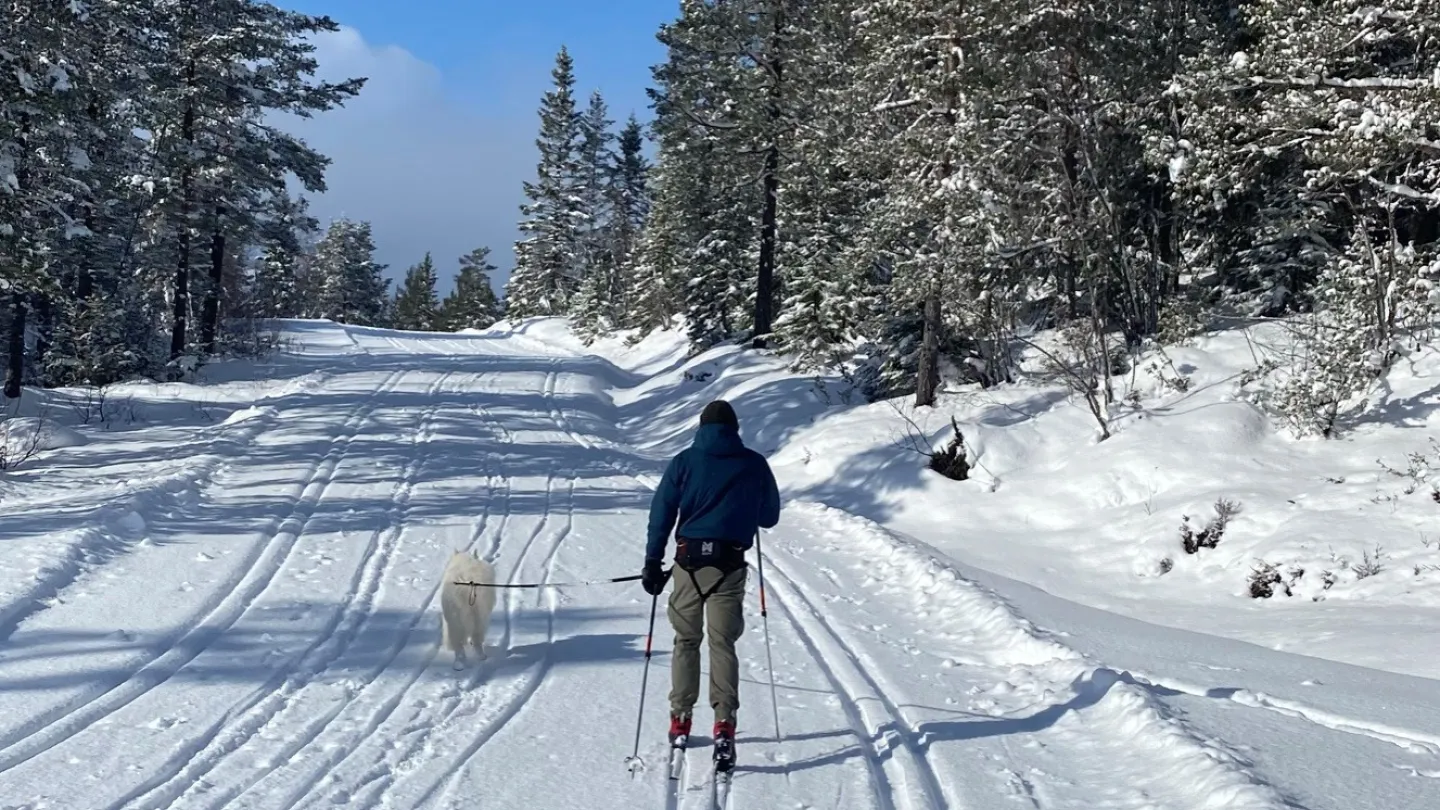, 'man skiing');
641,399,781,775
